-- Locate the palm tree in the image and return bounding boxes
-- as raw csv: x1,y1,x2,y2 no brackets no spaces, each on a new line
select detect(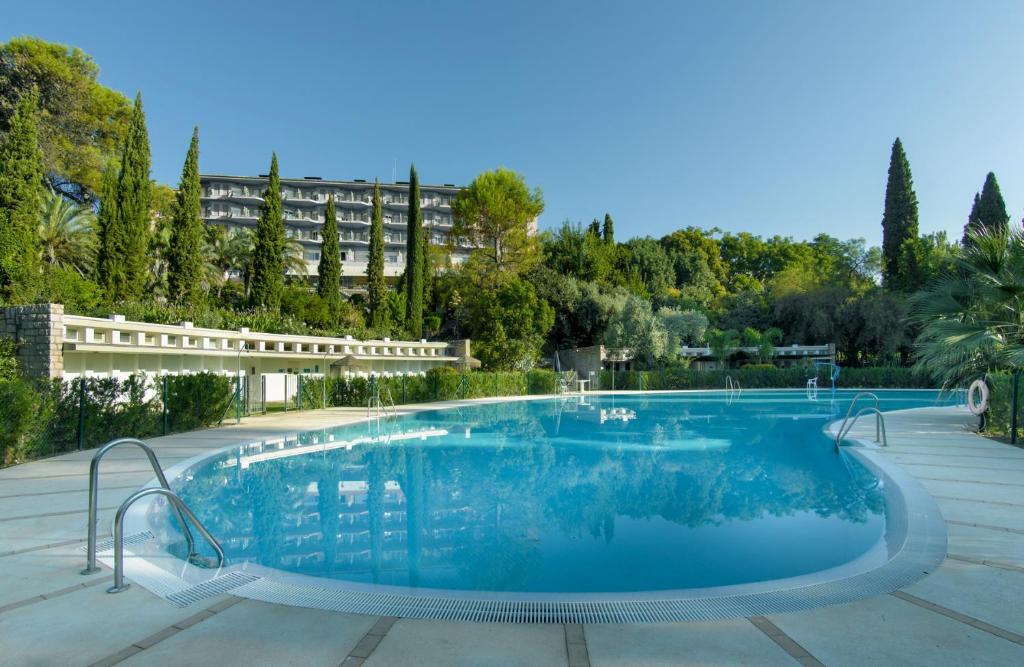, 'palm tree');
912,225,1023,388
706,328,741,368
38,189,97,275
284,235,308,278
742,327,784,364
208,226,253,298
